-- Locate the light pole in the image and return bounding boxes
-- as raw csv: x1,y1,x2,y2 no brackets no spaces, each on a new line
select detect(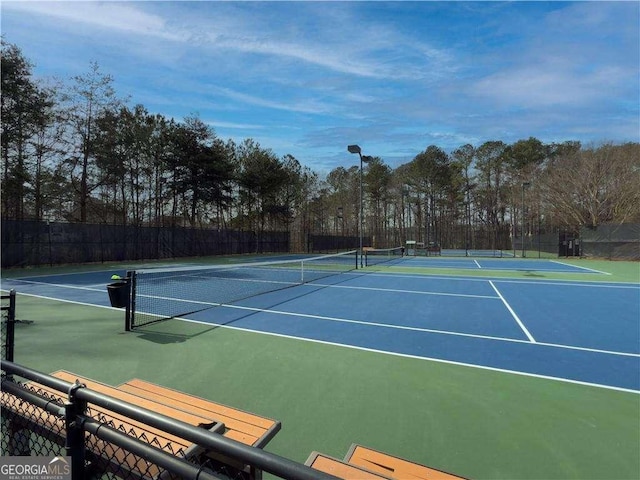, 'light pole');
348,145,372,267
522,181,530,258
